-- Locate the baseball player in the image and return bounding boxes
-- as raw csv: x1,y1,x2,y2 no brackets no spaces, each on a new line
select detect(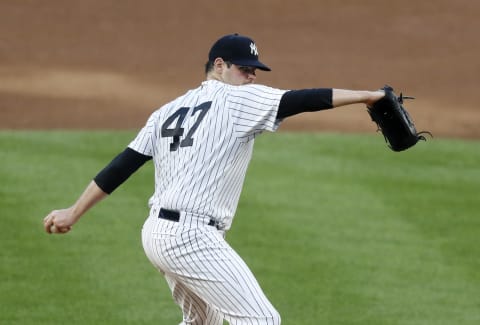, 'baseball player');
43,33,385,324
